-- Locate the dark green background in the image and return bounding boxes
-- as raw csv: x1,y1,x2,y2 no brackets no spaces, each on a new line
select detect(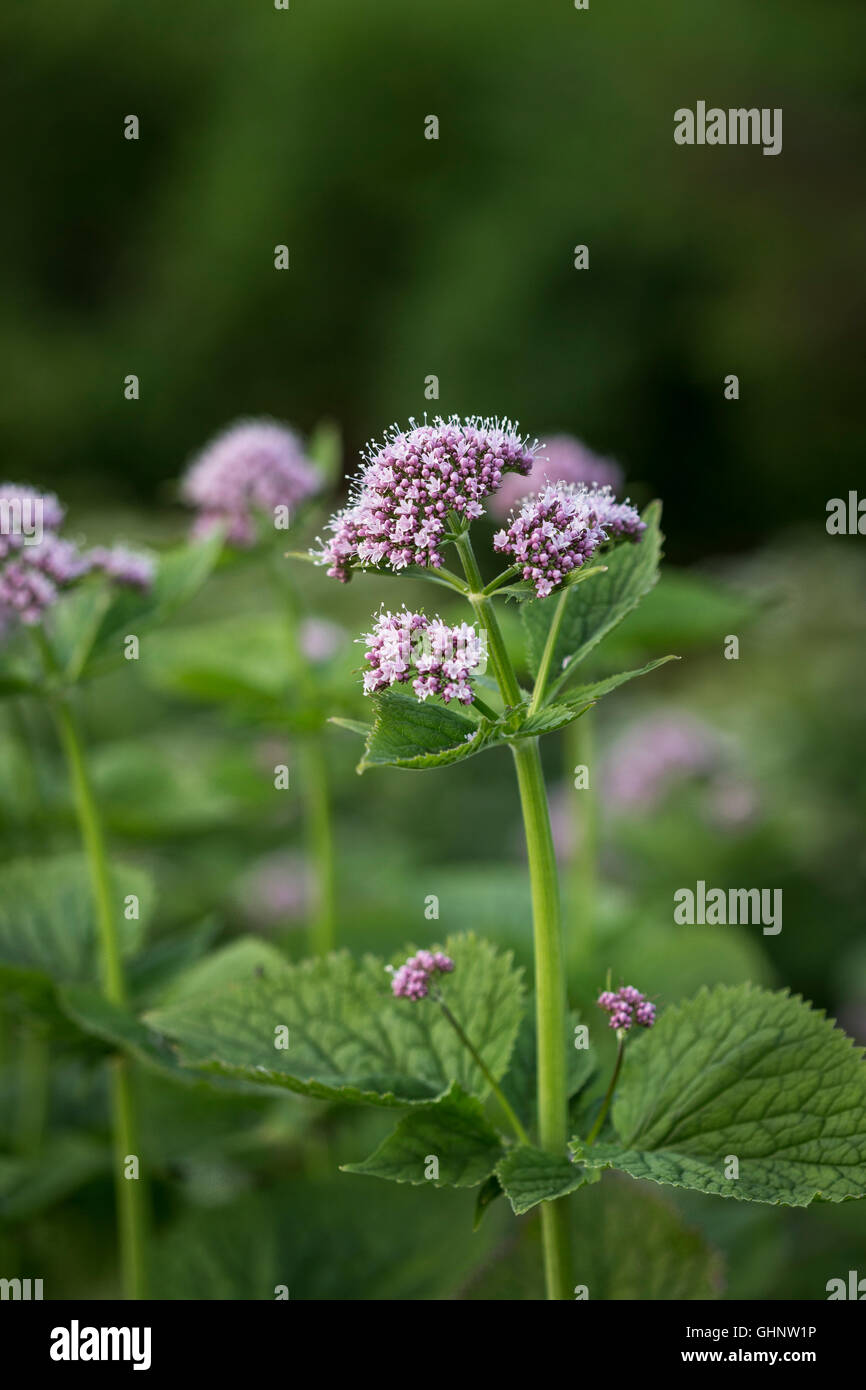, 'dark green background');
2,0,864,560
